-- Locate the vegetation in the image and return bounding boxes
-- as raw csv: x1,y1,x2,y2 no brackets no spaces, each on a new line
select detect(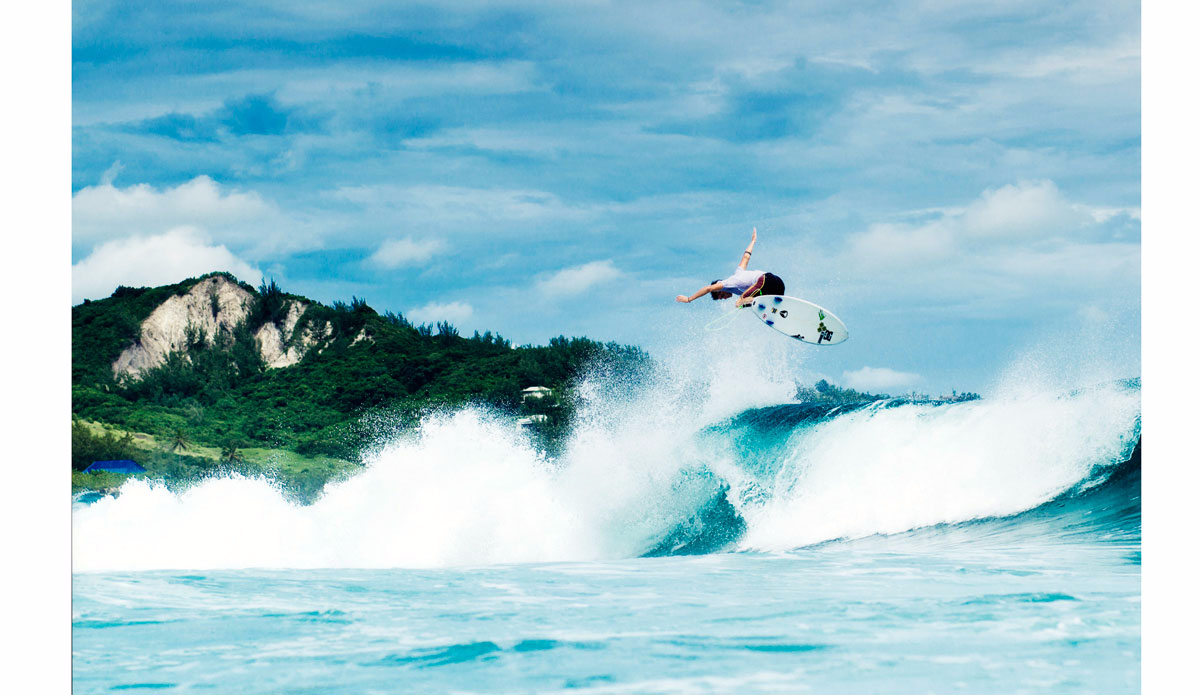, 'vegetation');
796,379,889,404
72,273,650,499
70,422,361,503
942,390,982,402
72,273,258,386
74,274,982,503
72,470,134,496
795,379,981,404
71,419,139,471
